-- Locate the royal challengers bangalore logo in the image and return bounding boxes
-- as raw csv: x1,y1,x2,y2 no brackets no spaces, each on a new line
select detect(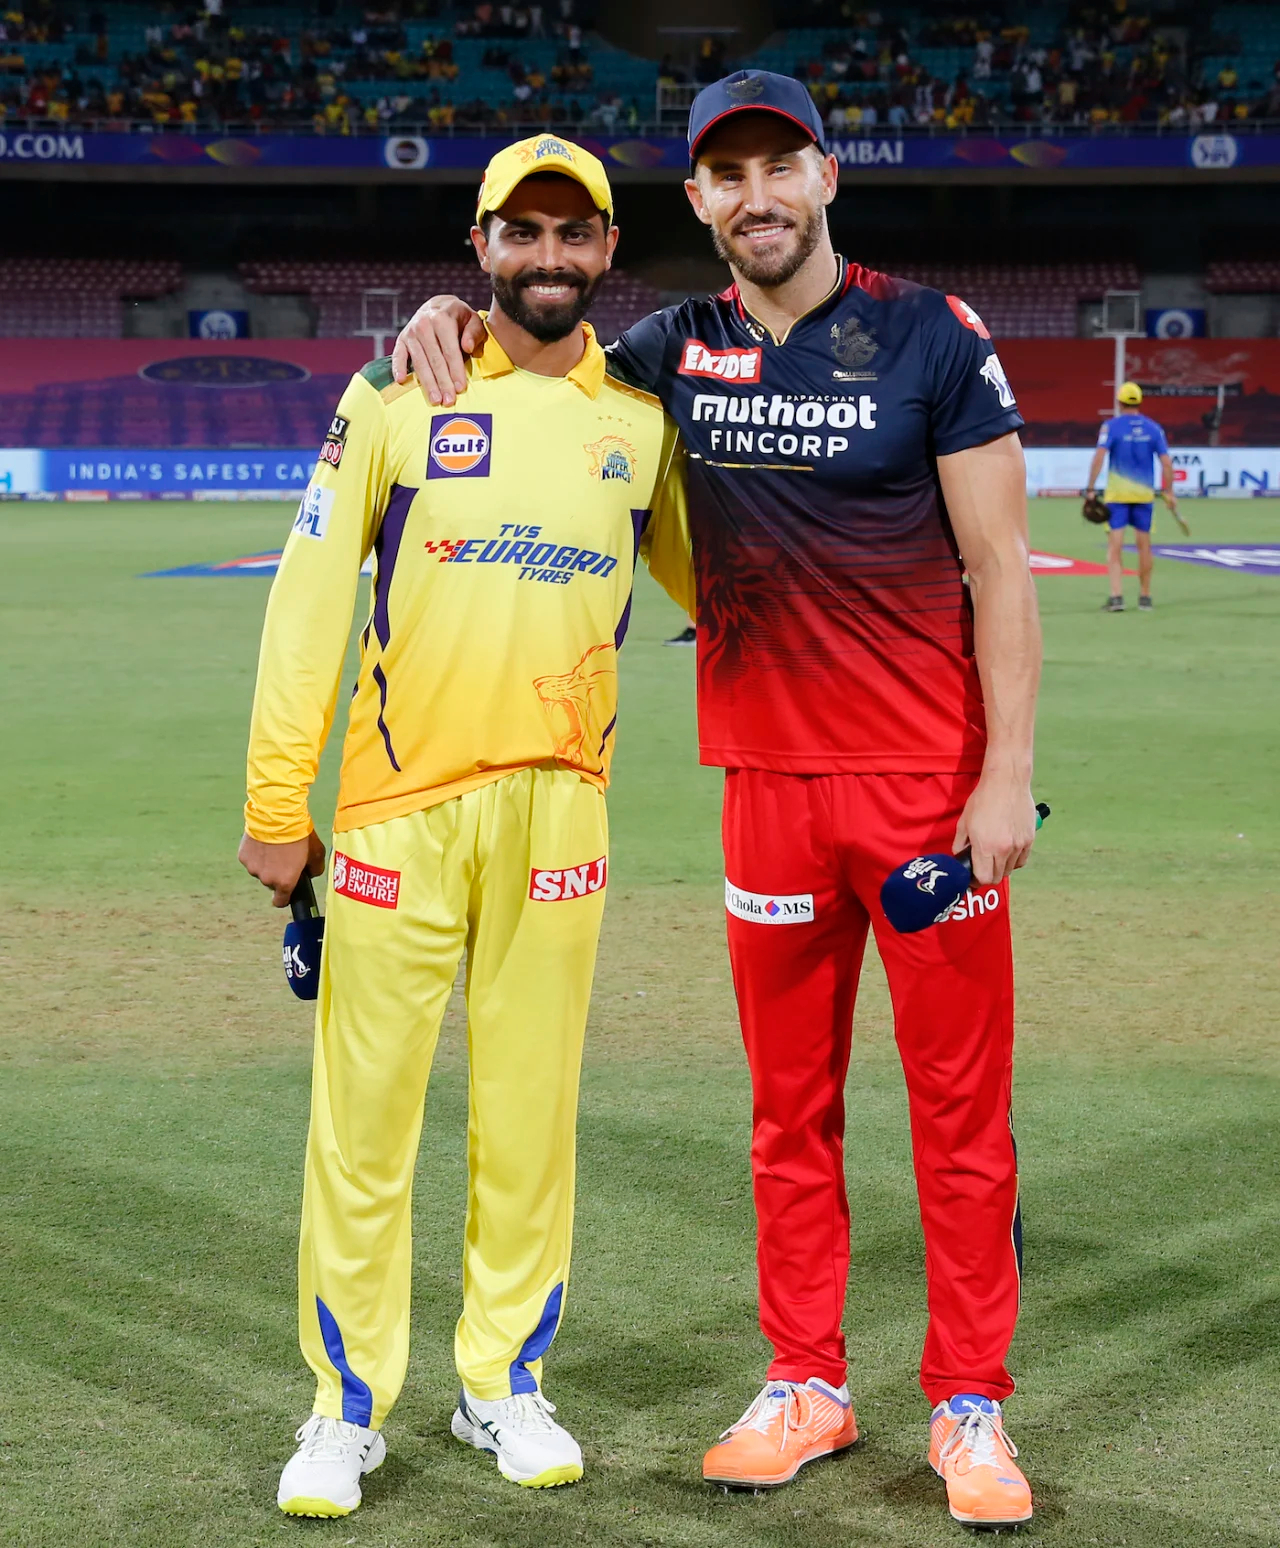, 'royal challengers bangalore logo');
583,435,636,483
428,413,493,478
